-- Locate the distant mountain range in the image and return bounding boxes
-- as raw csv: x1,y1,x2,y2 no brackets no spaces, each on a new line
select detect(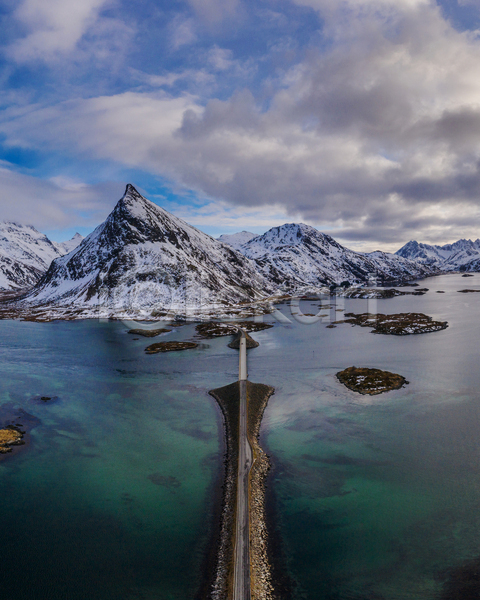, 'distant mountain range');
0,222,83,290
1,184,478,317
395,239,480,272
234,223,430,289
217,231,257,251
